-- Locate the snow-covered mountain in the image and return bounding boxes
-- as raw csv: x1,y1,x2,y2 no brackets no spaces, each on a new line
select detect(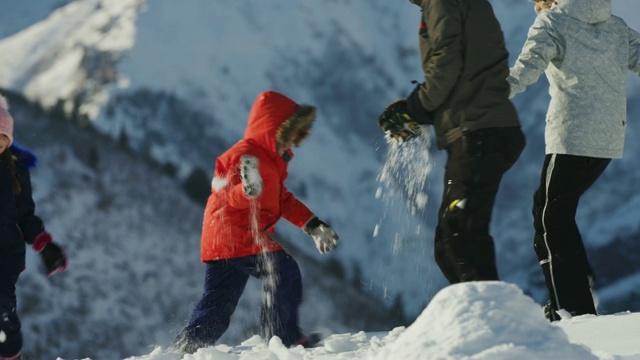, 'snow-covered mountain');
4,91,404,360
1,1,640,359
0,0,141,118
